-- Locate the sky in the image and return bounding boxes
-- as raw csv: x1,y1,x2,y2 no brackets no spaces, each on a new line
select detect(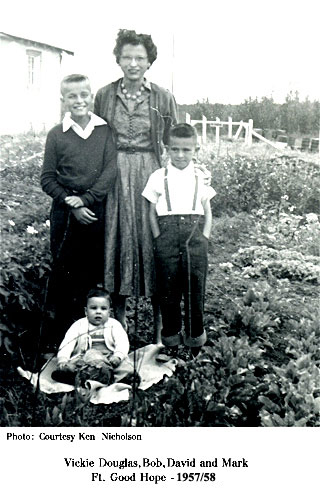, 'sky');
2,0,319,104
